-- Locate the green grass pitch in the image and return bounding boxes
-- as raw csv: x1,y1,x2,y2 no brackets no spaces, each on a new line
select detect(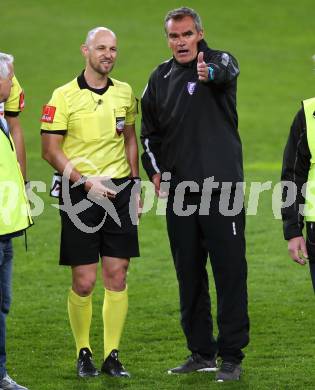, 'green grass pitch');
2,0,315,388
